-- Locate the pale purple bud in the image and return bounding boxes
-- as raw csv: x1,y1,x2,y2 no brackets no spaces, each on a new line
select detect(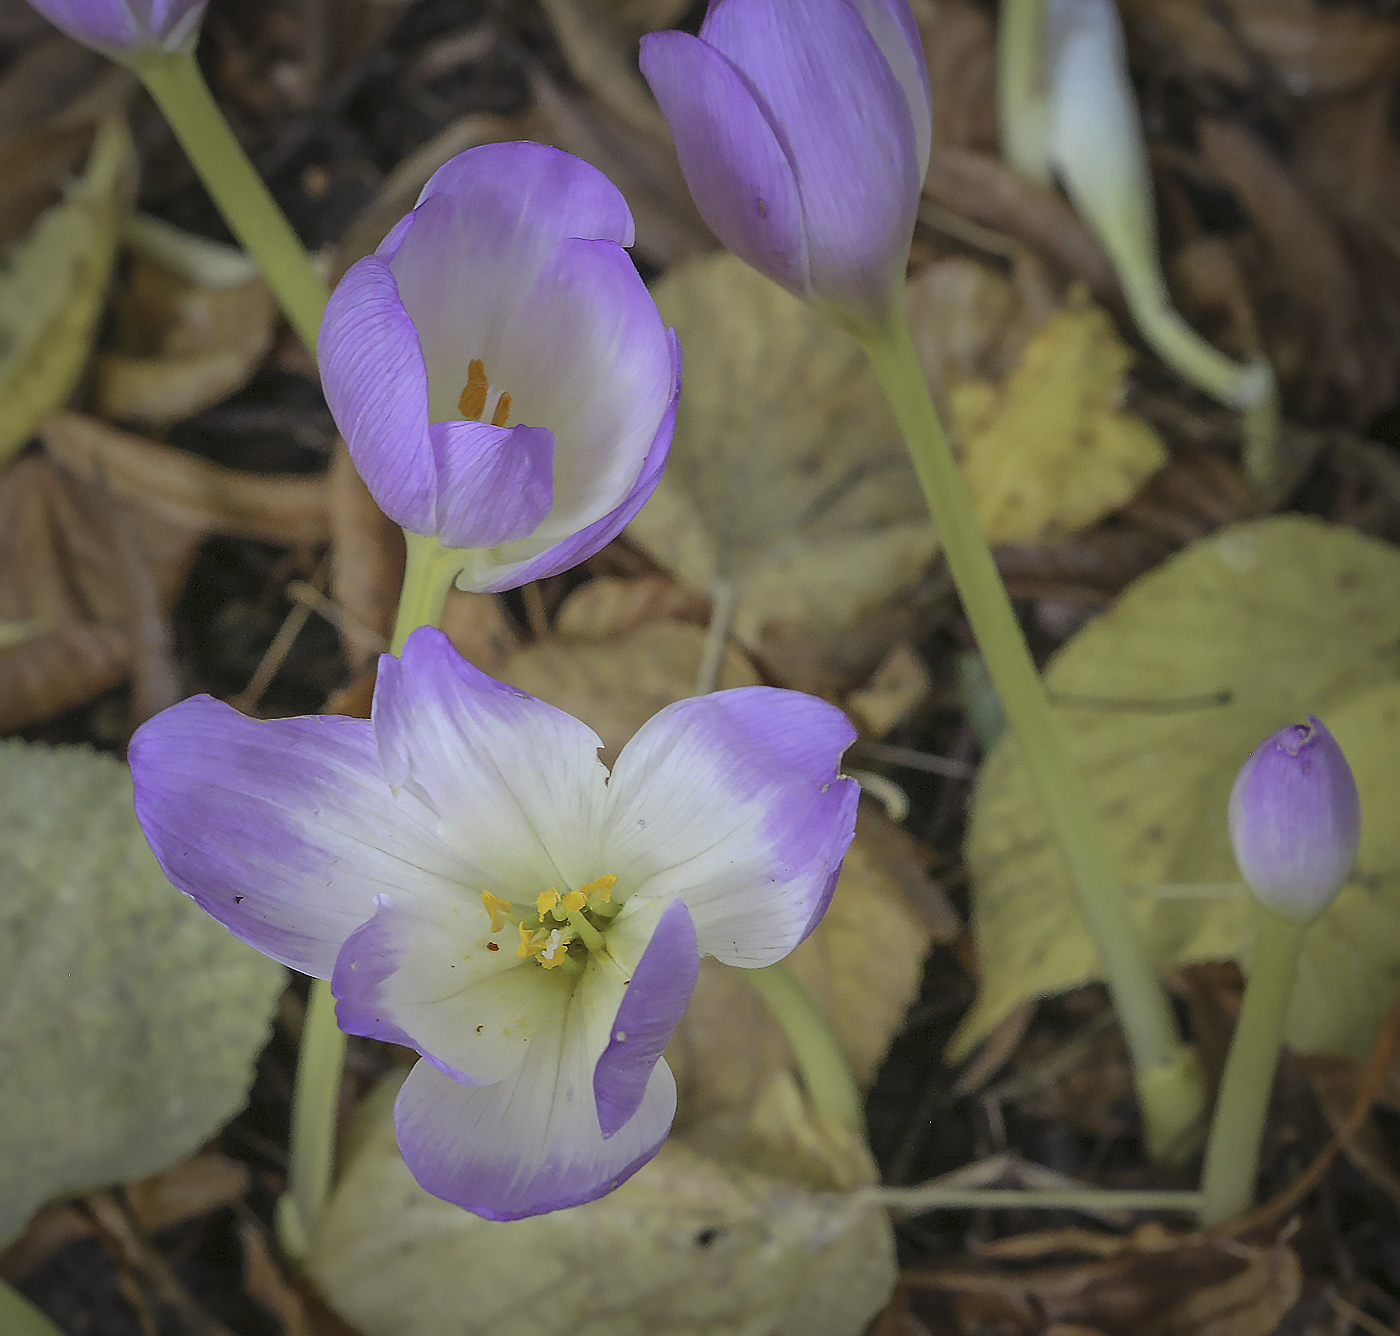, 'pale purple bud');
640,0,931,335
1228,716,1360,922
23,0,207,57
